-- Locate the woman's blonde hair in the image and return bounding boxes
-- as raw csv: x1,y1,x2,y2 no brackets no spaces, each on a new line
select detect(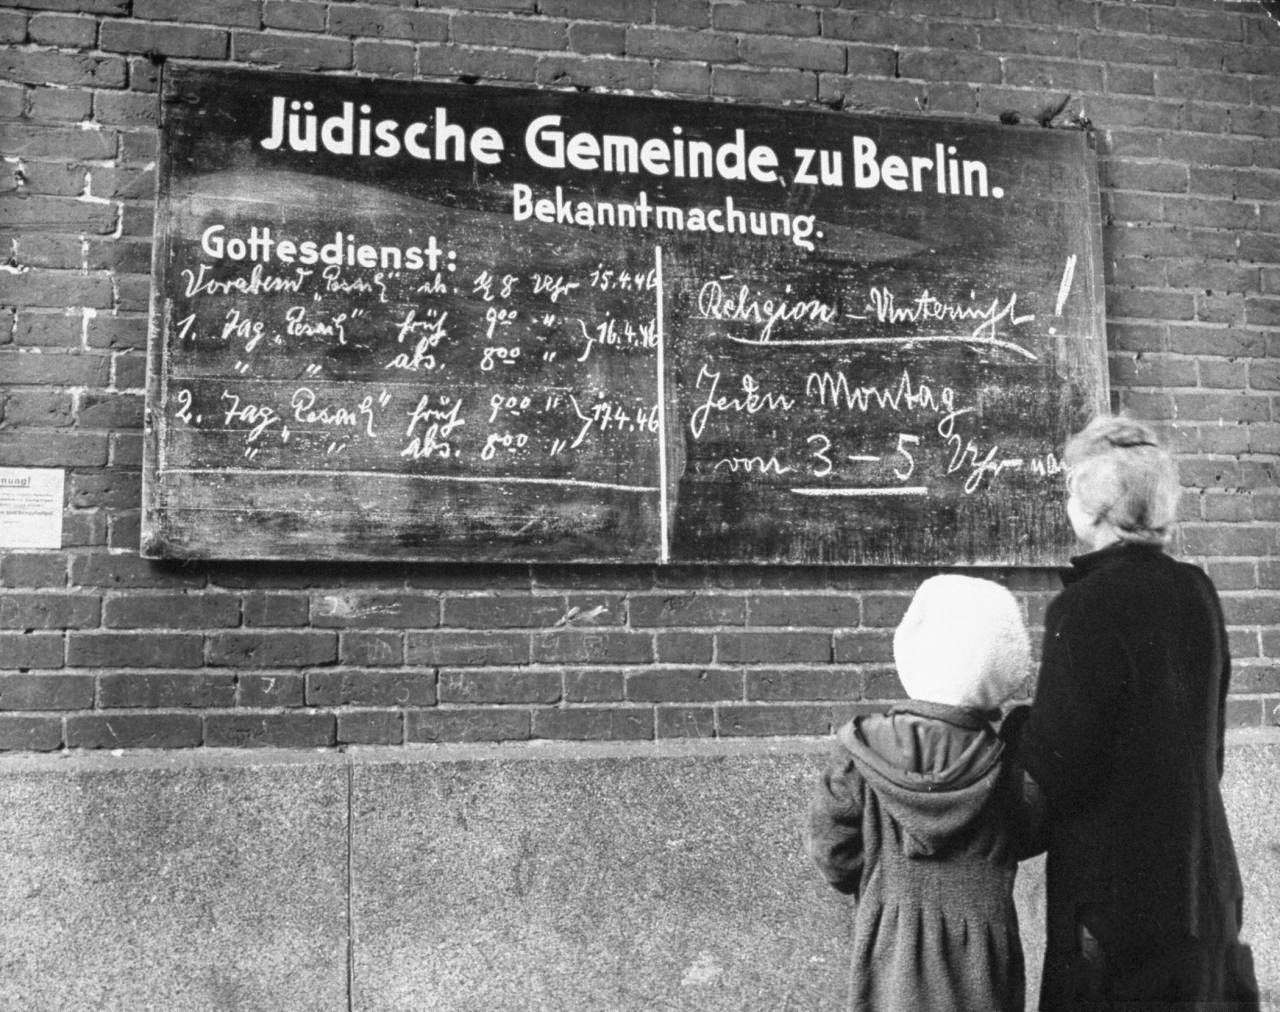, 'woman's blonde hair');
1065,415,1180,544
